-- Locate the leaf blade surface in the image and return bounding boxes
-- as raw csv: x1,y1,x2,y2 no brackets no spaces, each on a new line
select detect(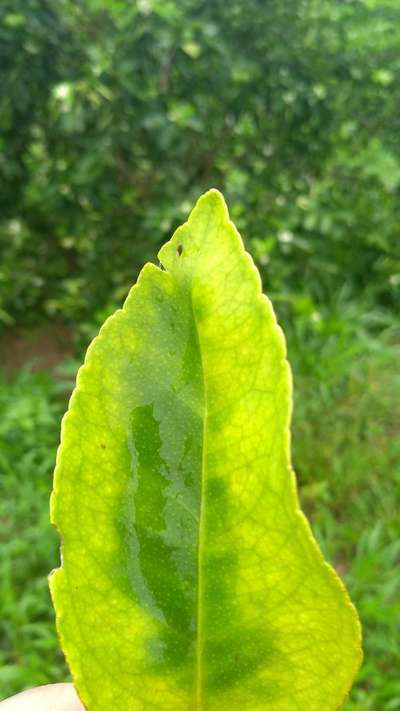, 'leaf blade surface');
51,190,362,710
